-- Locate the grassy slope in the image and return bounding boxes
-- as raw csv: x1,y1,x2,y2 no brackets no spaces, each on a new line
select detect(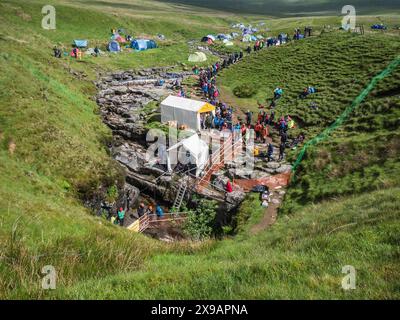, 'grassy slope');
0,0,399,298
57,188,400,299
0,0,232,298
218,31,400,213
